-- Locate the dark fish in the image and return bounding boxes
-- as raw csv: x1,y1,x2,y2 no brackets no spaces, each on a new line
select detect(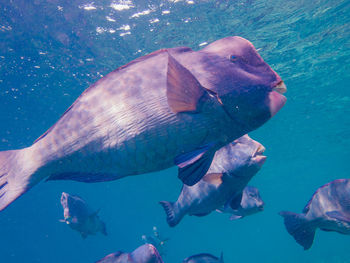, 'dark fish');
0,36,286,211
96,244,163,263
217,185,264,220
60,192,107,239
159,135,266,227
183,252,224,263
280,179,350,250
